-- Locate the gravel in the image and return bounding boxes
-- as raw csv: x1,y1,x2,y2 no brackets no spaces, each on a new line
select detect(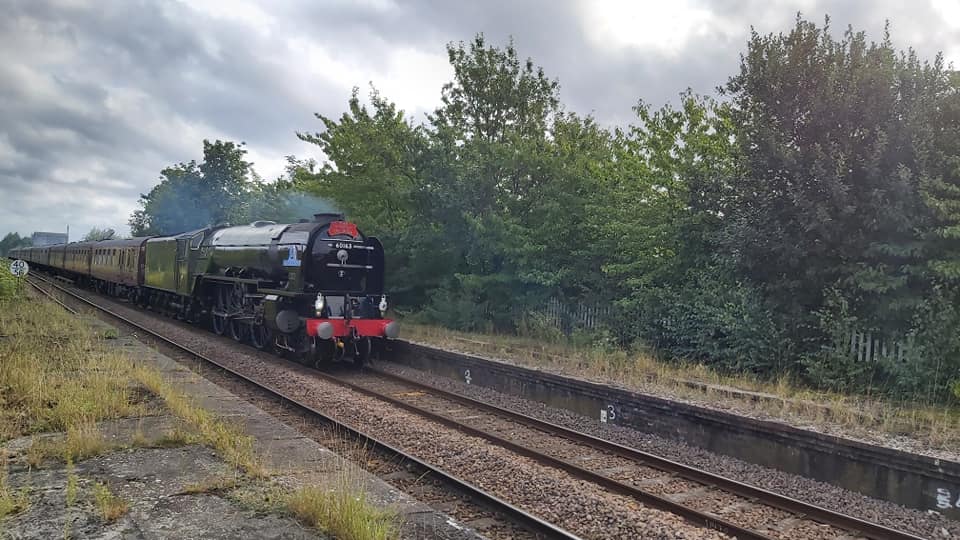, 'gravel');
418,341,960,466
378,362,959,539
334,372,849,539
